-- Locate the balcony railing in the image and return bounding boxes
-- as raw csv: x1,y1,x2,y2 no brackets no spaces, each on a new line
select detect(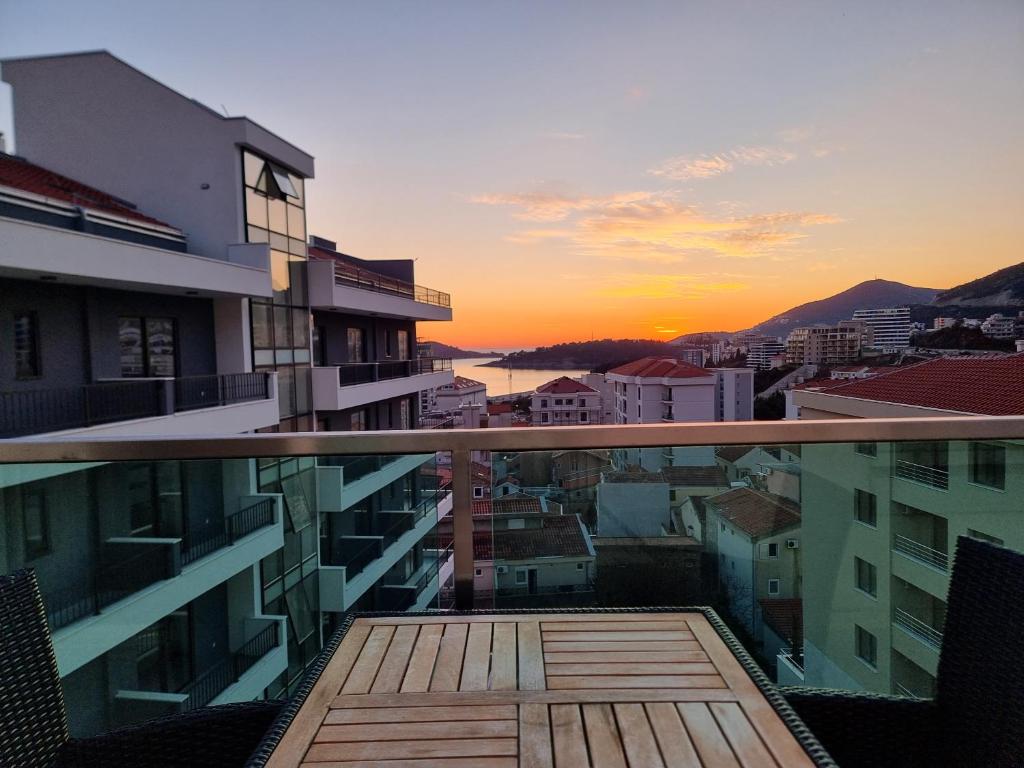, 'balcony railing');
173,372,270,412
894,682,924,699
894,459,949,490
319,454,403,482
180,622,280,711
333,261,451,308
893,607,944,650
779,646,805,672
180,498,276,567
335,358,452,386
893,534,949,571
